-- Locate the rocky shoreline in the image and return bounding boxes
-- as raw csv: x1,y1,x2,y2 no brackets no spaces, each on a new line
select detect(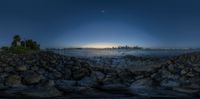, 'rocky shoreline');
0,51,199,98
